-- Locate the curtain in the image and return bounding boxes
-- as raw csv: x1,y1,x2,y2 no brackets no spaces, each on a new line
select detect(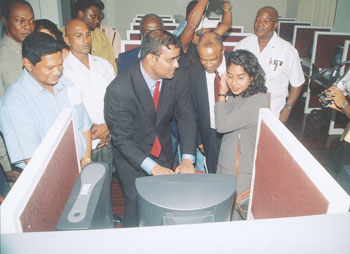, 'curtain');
297,0,338,27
